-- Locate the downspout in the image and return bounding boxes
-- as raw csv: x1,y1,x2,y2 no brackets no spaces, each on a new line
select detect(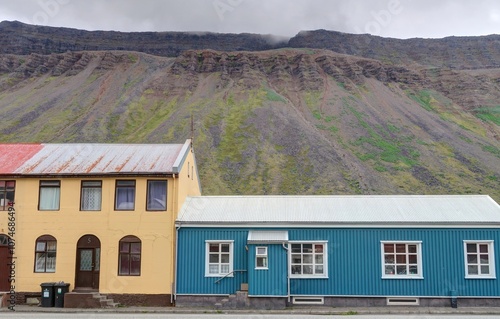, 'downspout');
171,173,178,305
282,242,290,302
173,223,181,303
